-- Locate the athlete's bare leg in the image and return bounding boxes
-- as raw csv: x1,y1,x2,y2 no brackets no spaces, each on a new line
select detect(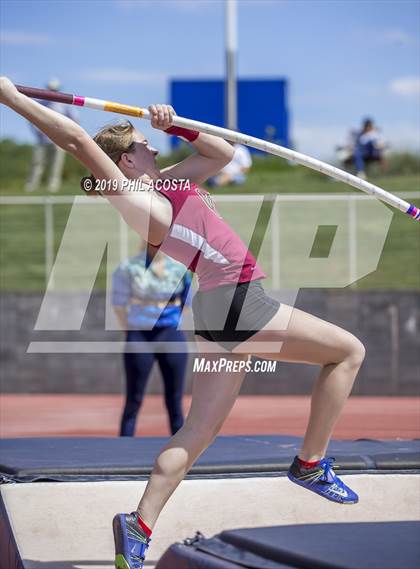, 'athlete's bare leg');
233,304,365,462
137,303,364,527
136,339,247,529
